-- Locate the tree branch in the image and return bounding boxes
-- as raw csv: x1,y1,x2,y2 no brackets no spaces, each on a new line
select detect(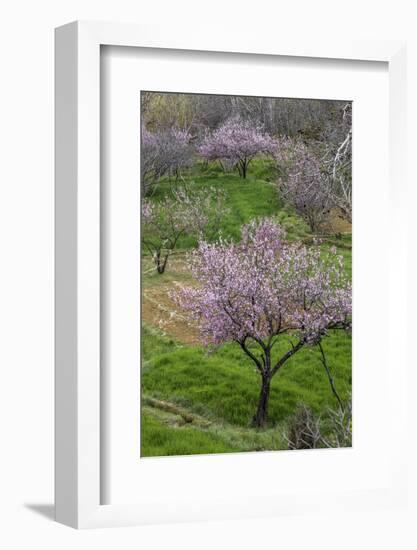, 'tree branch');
318,341,344,411
239,337,264,374
270,339,305,377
